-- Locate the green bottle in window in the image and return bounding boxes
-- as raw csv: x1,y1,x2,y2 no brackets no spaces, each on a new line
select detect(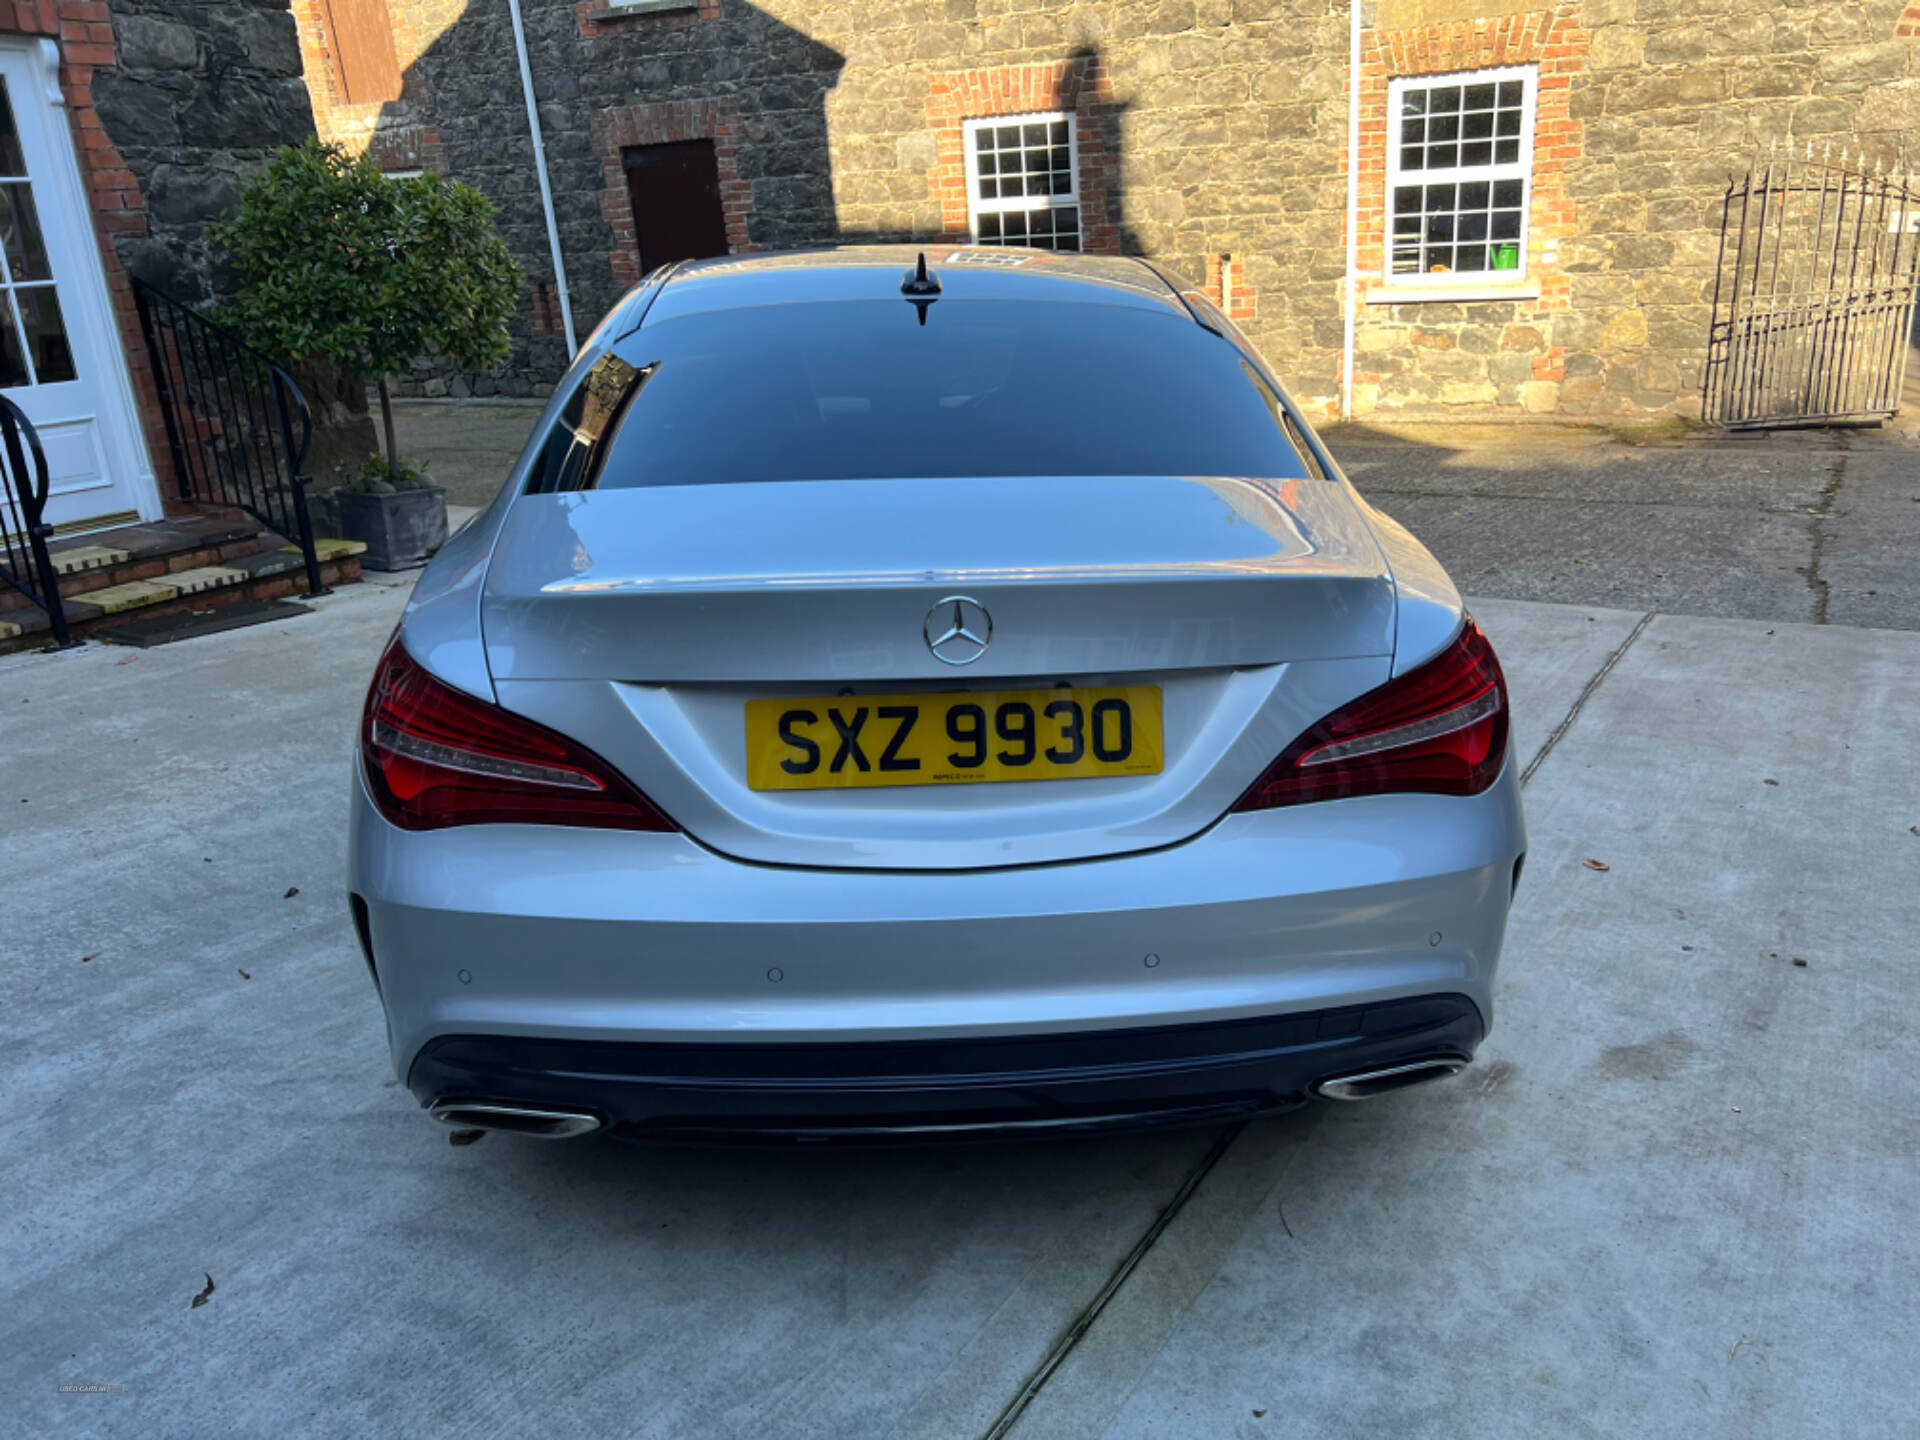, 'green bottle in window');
1491,243,1520,271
